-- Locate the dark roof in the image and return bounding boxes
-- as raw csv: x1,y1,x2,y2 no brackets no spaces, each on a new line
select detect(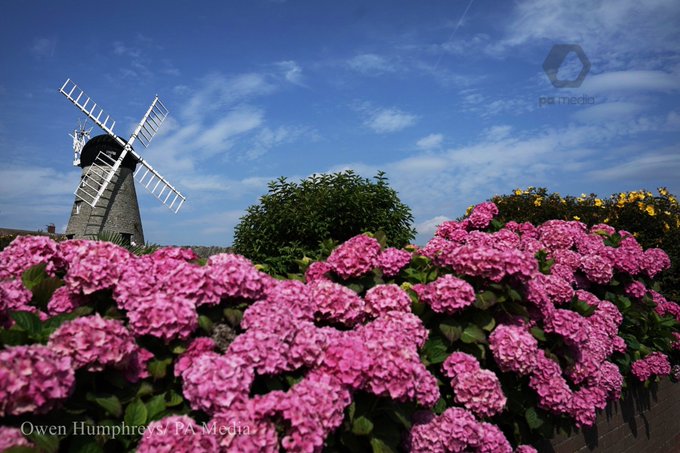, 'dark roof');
80,135,138,170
